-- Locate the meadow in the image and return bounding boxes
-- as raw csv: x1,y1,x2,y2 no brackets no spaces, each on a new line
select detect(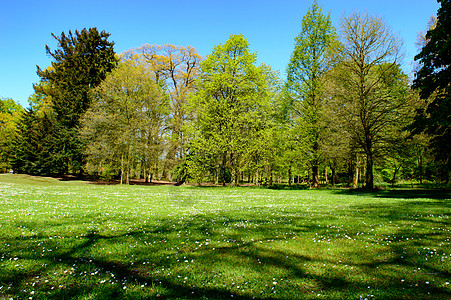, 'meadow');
0,174,450,299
